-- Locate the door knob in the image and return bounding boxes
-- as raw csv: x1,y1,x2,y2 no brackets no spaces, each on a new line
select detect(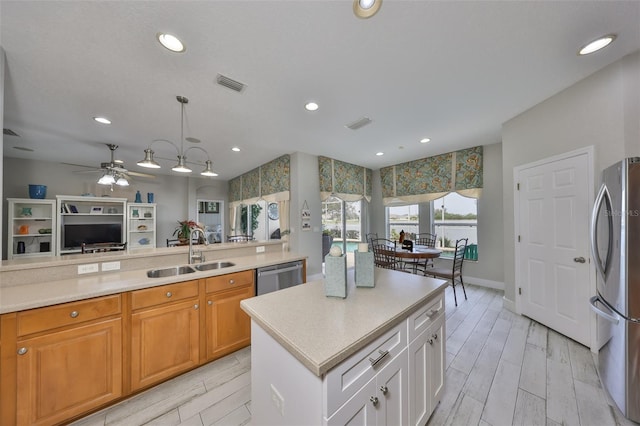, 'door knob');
574,257,586,263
